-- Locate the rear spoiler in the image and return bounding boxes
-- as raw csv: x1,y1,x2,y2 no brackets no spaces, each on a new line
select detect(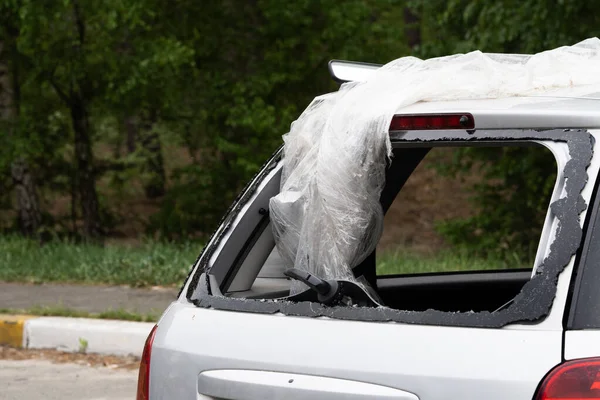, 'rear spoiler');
328,60,382,83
